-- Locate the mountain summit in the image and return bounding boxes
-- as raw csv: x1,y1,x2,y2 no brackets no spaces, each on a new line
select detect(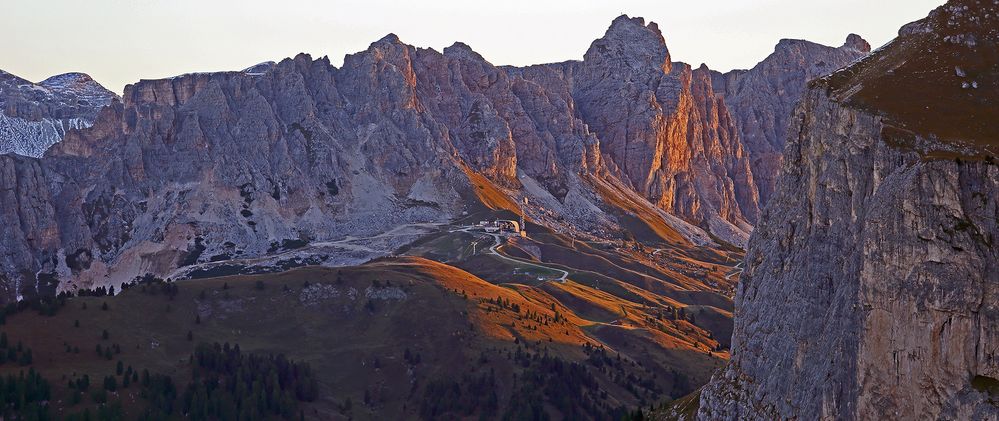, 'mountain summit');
0,70,116,157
